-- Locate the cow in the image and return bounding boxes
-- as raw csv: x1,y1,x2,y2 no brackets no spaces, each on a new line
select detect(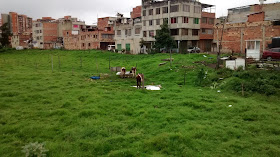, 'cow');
136,73,144,89
121,67,126,78
131,67,137,78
